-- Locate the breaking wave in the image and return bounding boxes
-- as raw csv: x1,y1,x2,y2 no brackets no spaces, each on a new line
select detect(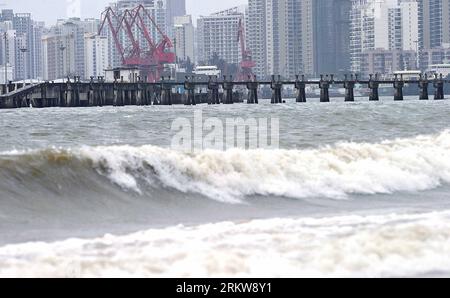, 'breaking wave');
1,130,450,203
2,210,450,277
